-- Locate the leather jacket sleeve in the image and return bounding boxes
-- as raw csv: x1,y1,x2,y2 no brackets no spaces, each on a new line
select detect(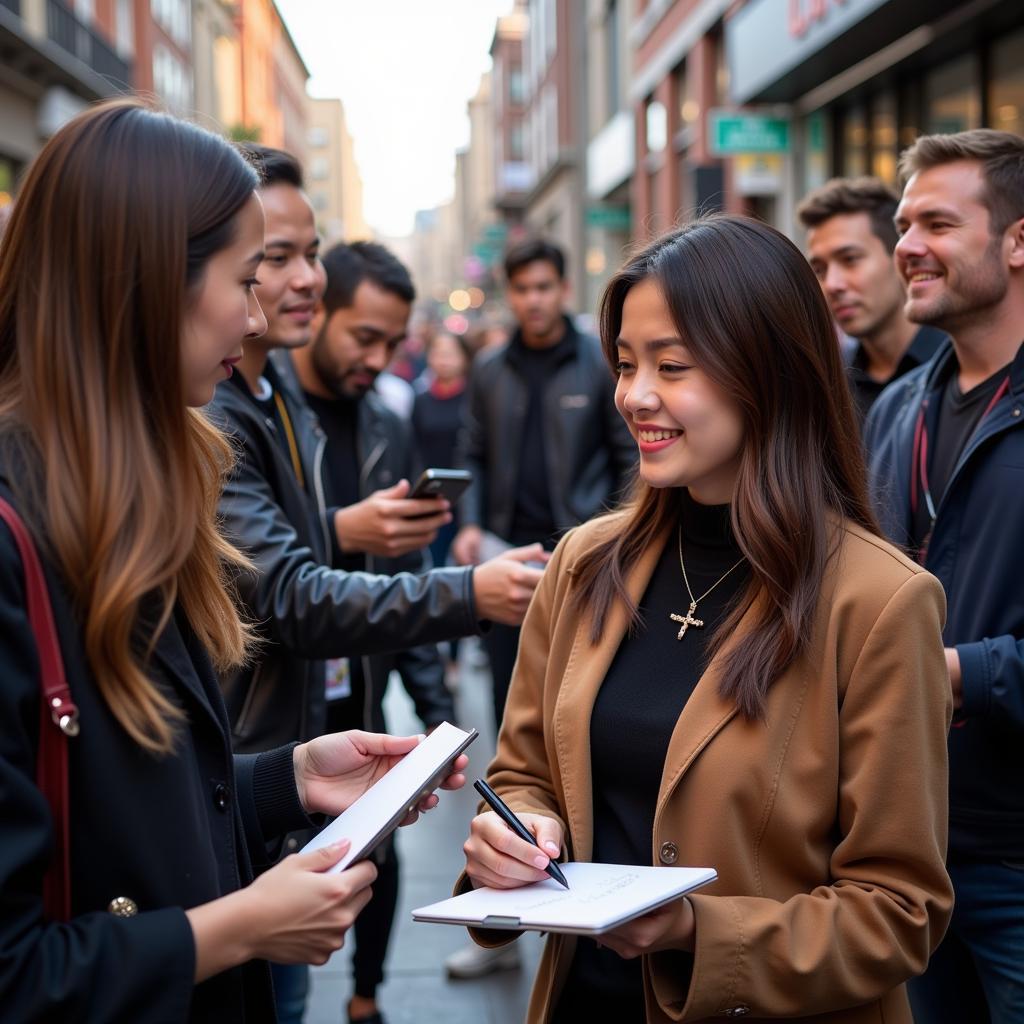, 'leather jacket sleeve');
220,438,483,659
